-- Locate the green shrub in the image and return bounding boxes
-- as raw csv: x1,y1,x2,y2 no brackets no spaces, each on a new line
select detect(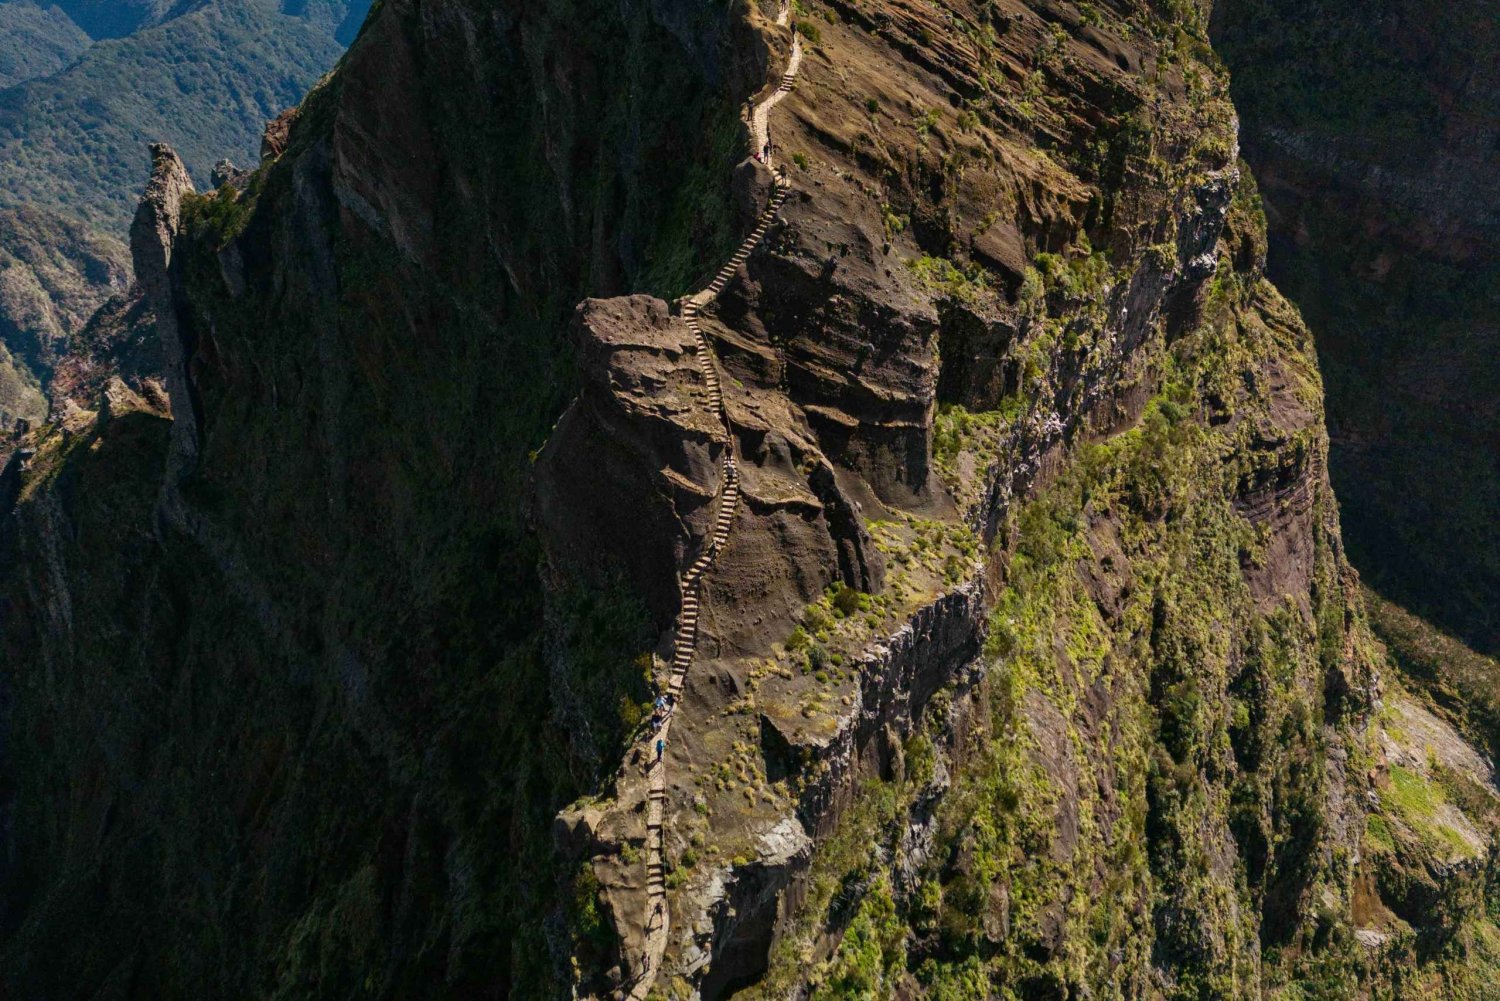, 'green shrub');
829,583,864,617
909,254,989,304
804,604,835,632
